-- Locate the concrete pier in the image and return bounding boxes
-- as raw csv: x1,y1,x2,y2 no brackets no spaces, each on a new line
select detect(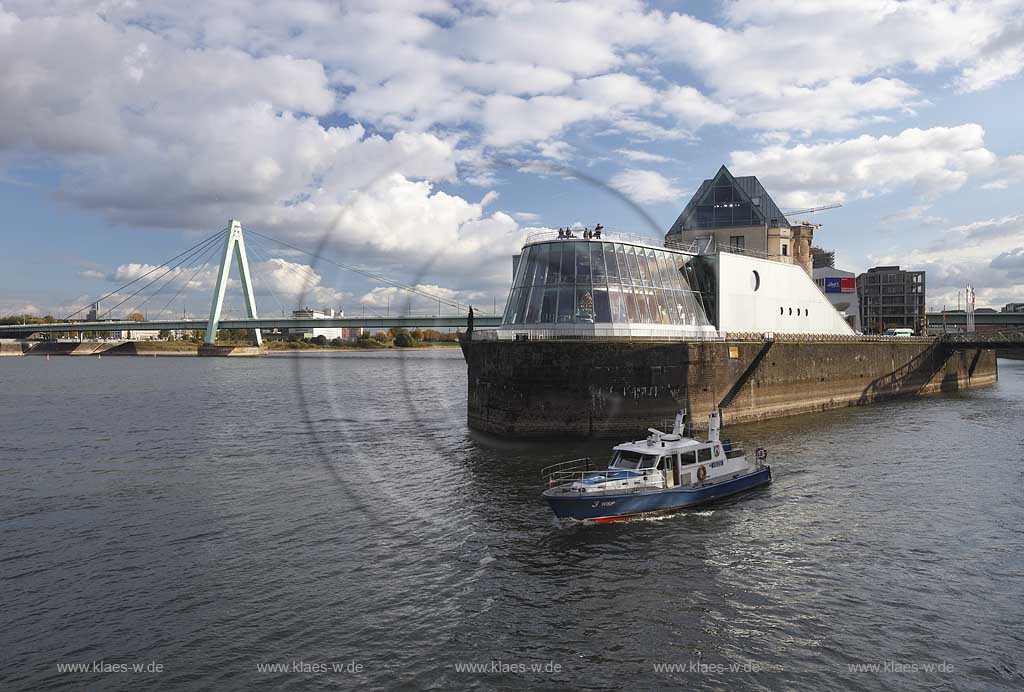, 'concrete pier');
462,338,998,438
